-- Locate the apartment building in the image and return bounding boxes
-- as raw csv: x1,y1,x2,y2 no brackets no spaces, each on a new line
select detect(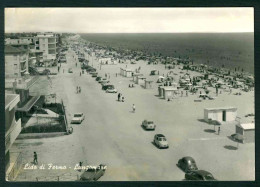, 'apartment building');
5,45,29,77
